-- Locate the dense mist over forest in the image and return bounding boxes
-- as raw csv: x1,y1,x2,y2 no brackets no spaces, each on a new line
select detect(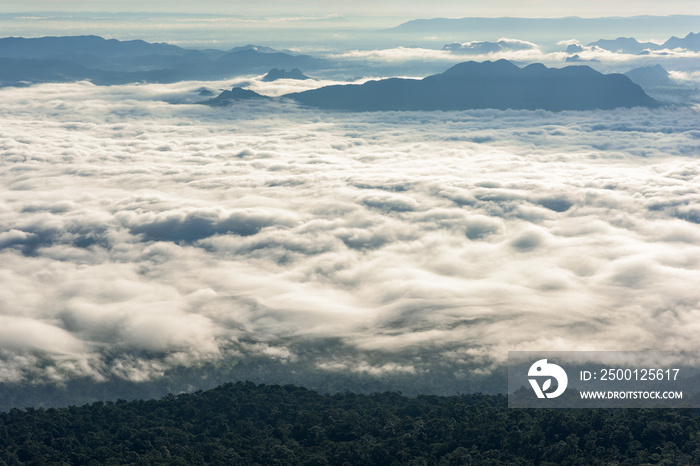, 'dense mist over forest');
0,7,699,409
